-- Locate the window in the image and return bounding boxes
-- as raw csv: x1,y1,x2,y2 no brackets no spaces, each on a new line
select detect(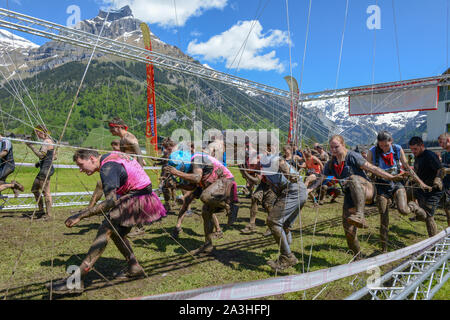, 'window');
446,102,450,112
